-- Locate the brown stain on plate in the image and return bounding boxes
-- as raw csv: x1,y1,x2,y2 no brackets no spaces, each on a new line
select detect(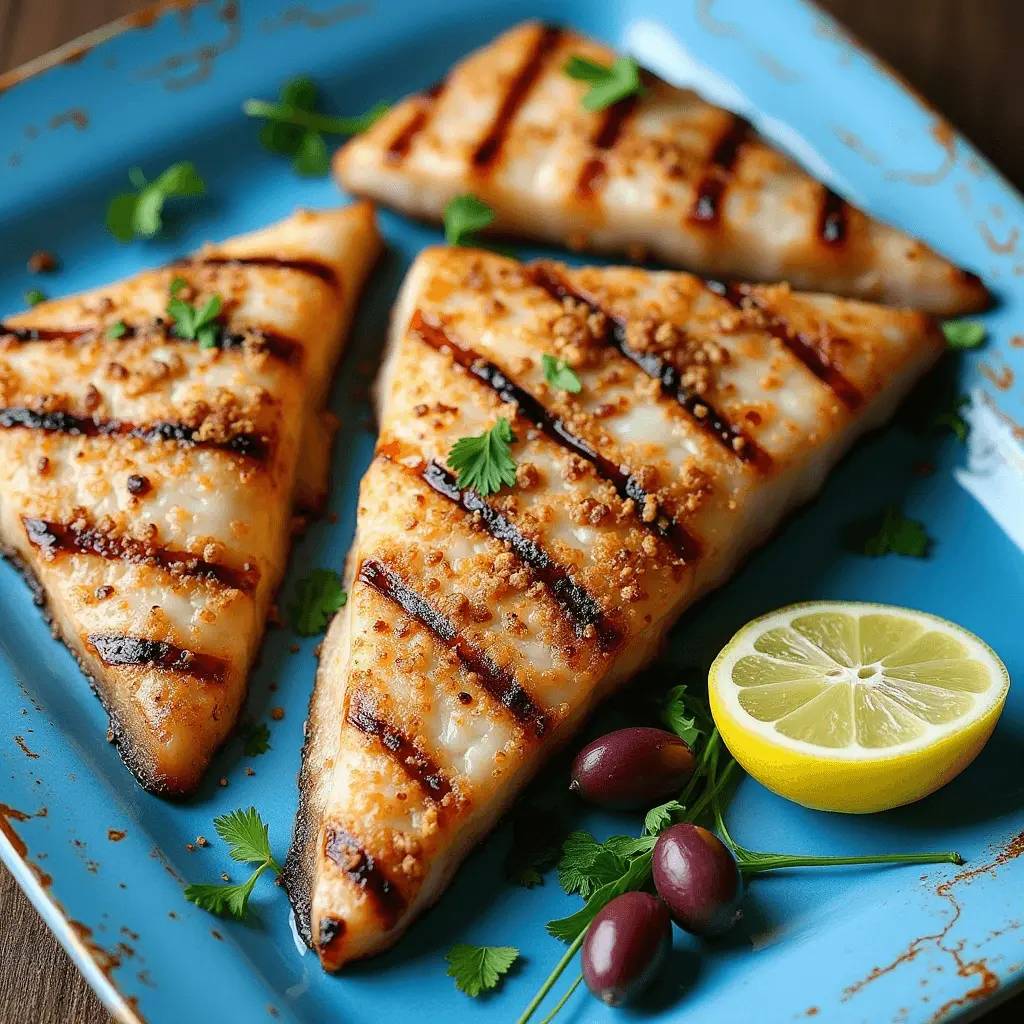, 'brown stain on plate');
979,362,1015,391
13,734,40,758
884,119,957,187
842,830,1024,1018
978,222,1020,256
260,2,370,33
134,1,241,91
108,828,127,842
